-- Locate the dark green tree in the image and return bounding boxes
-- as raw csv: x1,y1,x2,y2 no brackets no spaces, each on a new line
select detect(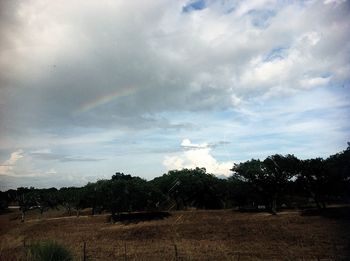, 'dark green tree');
59,187,86,217
36,188,59,217
0,191,9,212
298,145,350,209
152,168,223,210
298,158,329,209
16,187,38,222
231,155,300,214
263,154,300,214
